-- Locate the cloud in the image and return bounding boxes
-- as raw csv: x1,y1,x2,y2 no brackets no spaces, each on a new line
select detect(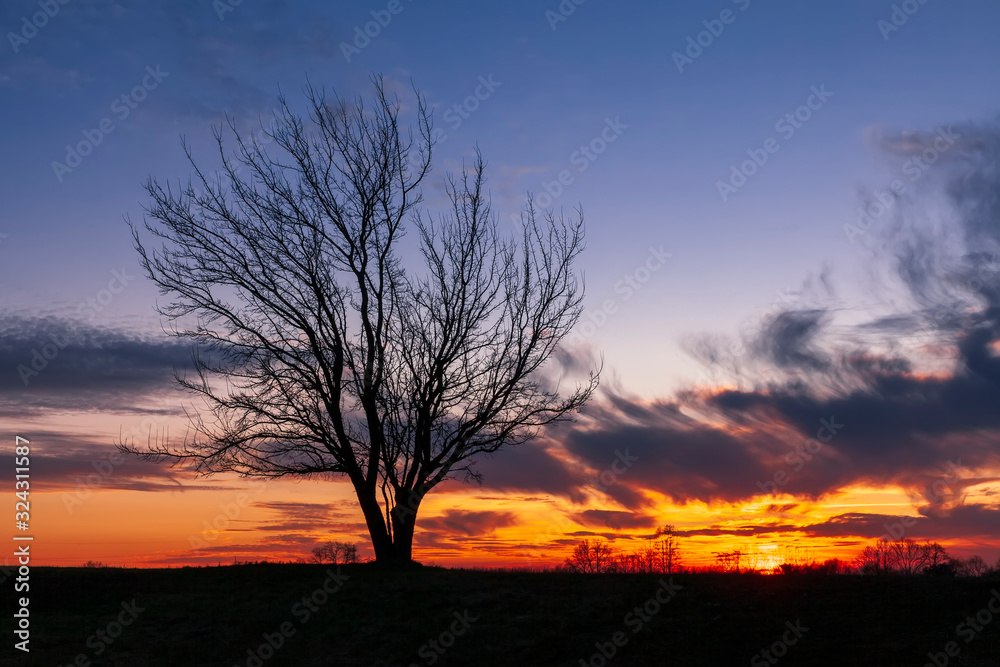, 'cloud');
252,501,361,533
1,429,210,495
753,309,831,372
420,509,518,538
0,314,200,415
555,390,780,506
462,443,590,504
573,510,657,531
664,505,1000,542
799,505,1000,541
518,117,1000,516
